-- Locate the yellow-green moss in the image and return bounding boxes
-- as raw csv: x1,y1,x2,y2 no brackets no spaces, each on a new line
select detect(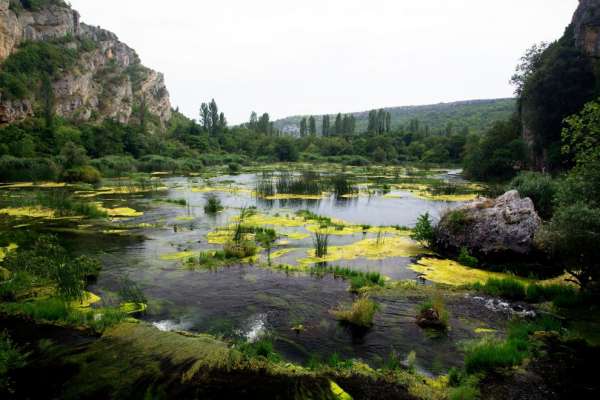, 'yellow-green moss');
299,237,428,265
409,258,530,286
